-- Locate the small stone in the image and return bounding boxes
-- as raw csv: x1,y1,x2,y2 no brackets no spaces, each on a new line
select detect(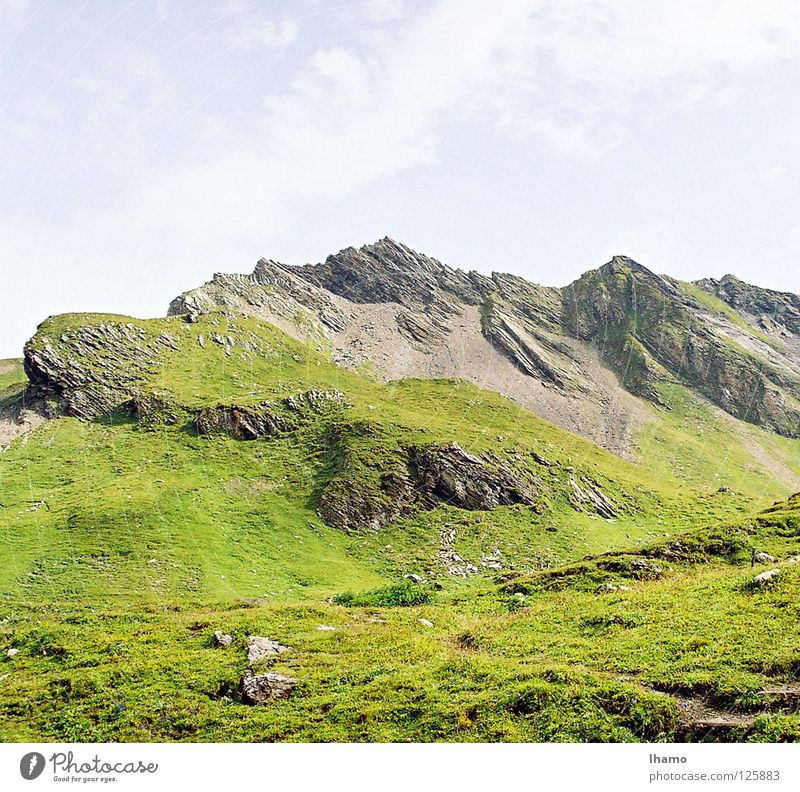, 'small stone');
6,648,19,658
418,618,433,627
403,573,423,583
754,552,775,564
753,568,781,586
240,672,297,705
212,631,233,648
247,636,289,664
316,625,337,631
599,583,632,593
